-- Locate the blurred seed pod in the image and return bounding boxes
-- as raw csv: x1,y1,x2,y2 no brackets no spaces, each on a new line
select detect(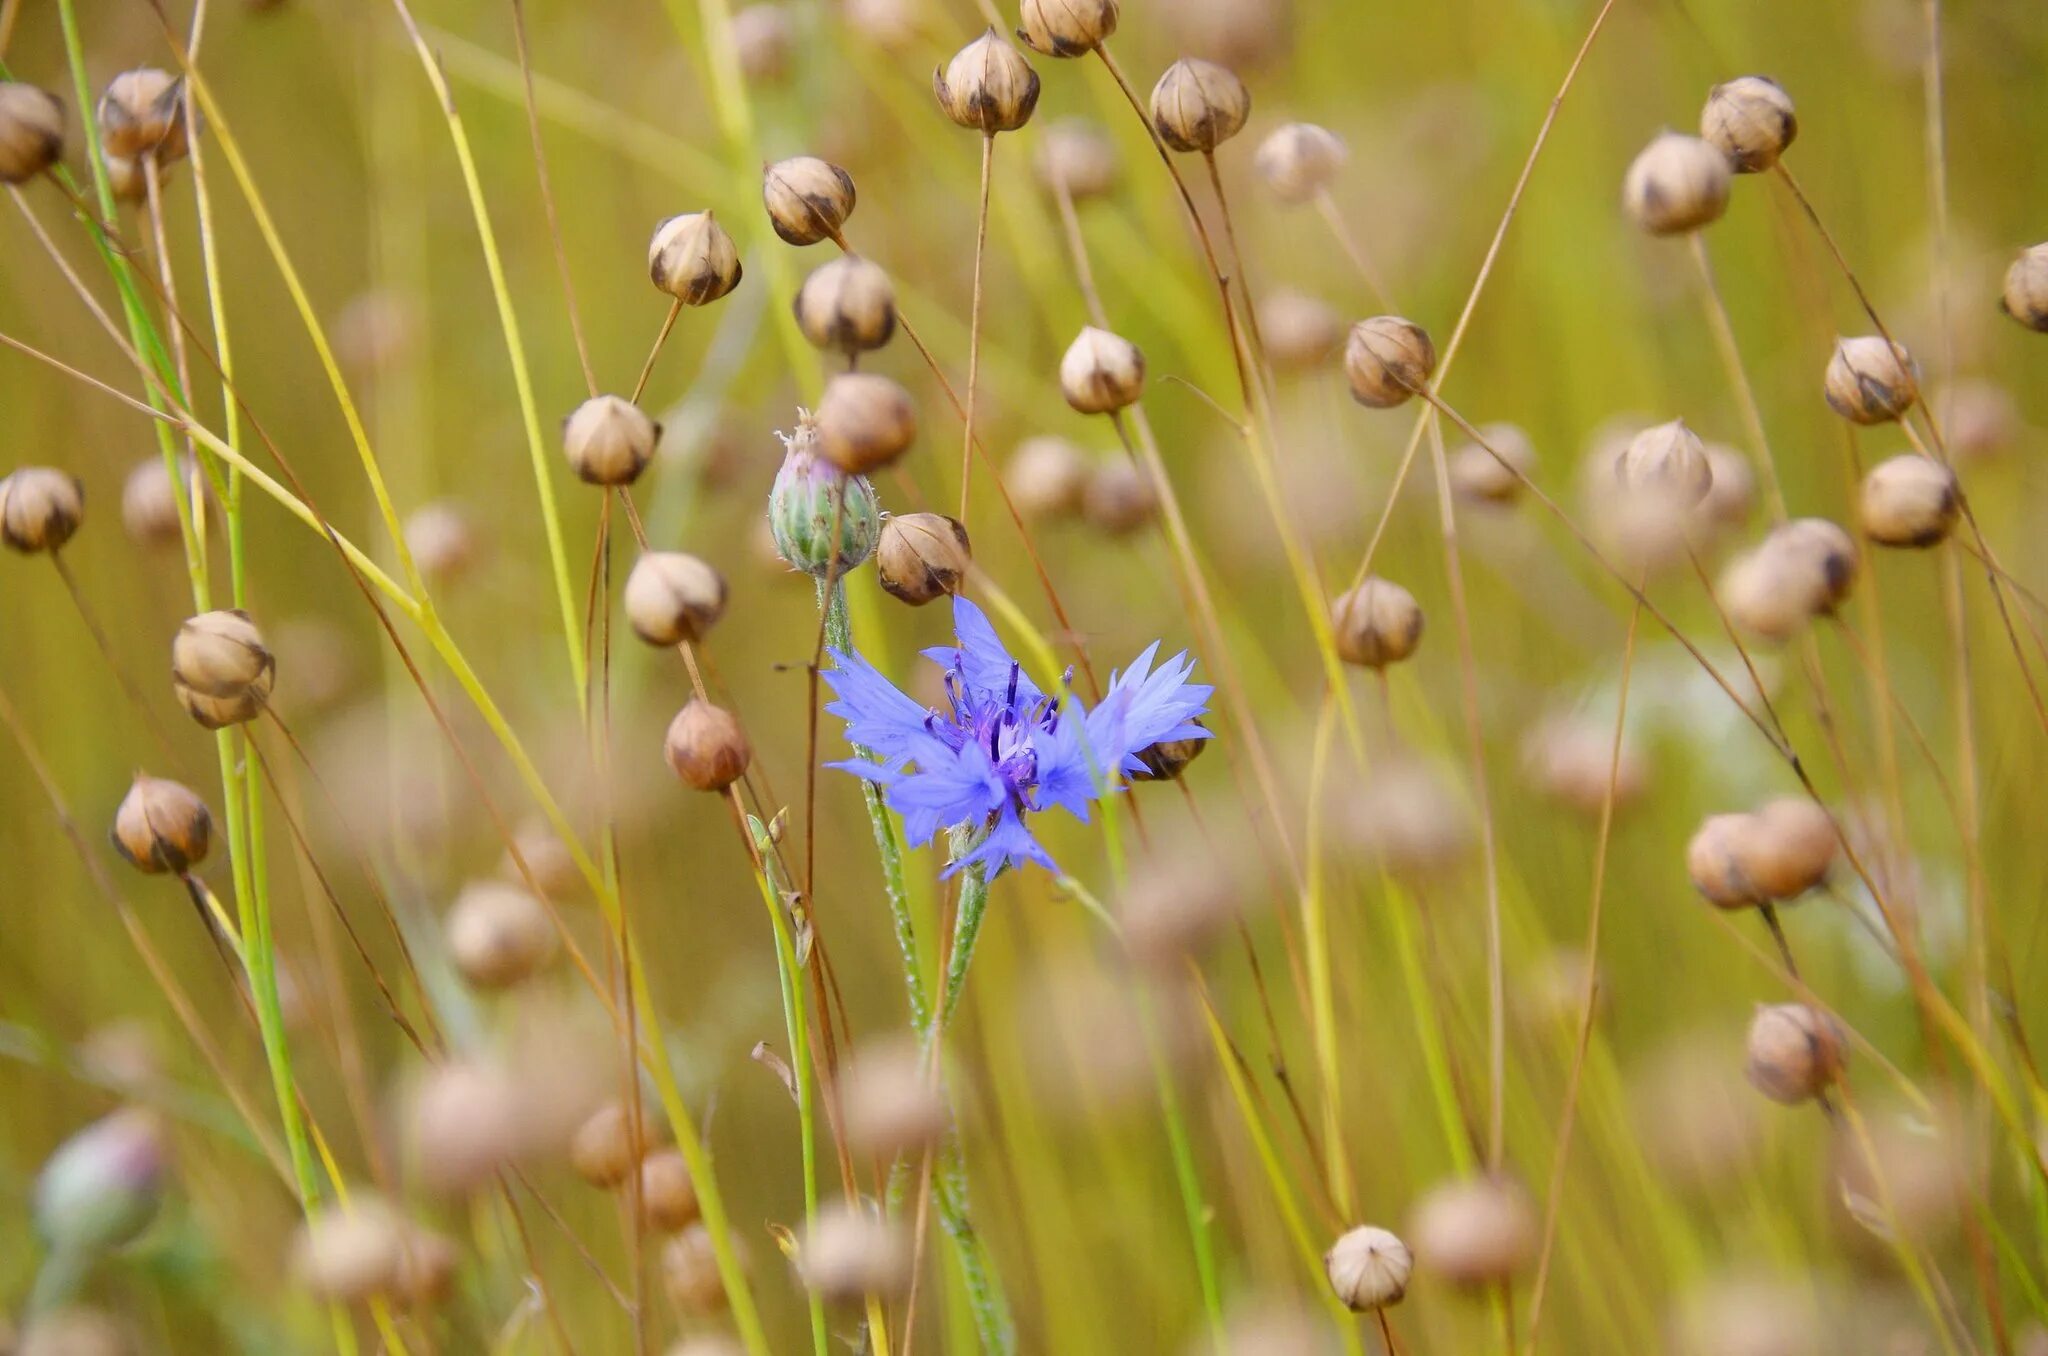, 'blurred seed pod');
1514,945,1607,1031
1670,1273,1823,1356
1004,436,1091,518
1034,118,1118,200
444,880,558,990
763,156,856,247
563,395,660,487
1449,422,1535,504
730,5,794,84
1164,0,1291,69
1720,517,1858,641
17,1307,134,1356
841,0,921,52
1336,758,1469,877
1060,327,1145,414
111,773,212,875
1697,441,1757,534
793,255,897,355
933,27,1041,135
665,700,751,792
98,69,189,163
1015,0,1118,58
76,1020,164,1095
1323,1224,1411,1312
1343,316,1434,408
1521,713,1645,814
1615,419,1713,504
1631,1033,1763,1191
0,81,66,184
569,1097,665,1188
403,1022,607,1195
121,456,194,547
0,466,85,554
1407,1175,1537,1287
1149,57,1250,154
840,1037,950,1158
797,1202,911,1303
1117,847,1243,970
1701,76,1797,172
332,288,417,377
1212,1298,1335,1355
1331,576,1423,669
1622,132,1730,235
34,1108,167,1258
293,1197,409,1302
504,816,582,898
1932,378,2018,462
1258,289,1343,371
2000,242,2048,332
1082,458,1158,536
1825,336,1918,424
1858,454,1958,547
662,1222,742,1316
1831,1107,1974,1247
1737,797,1838,900
666,1338,747,1356
816,372,918,473
1744,1002,1845,1105
1254,122,1345,205
649,211,742,304
403,501,479,583
625,551,728,646
636,1148,701,1232
877,512,971,606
